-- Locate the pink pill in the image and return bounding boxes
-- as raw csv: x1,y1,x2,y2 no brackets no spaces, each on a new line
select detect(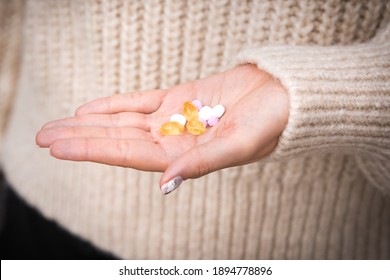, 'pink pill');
198,118,208,127
207,116,219,127
191,100,203,110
